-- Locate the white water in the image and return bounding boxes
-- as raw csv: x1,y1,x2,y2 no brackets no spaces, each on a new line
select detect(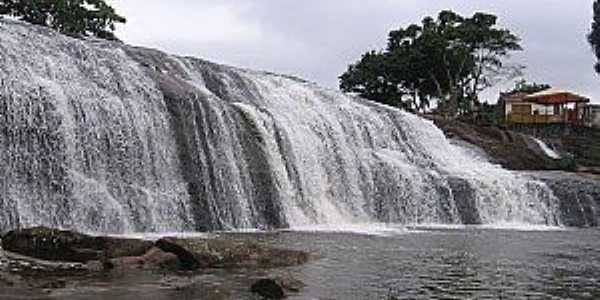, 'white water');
0,20,563,233
408,223,566,232
534,138,561,159
0,20,193,232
